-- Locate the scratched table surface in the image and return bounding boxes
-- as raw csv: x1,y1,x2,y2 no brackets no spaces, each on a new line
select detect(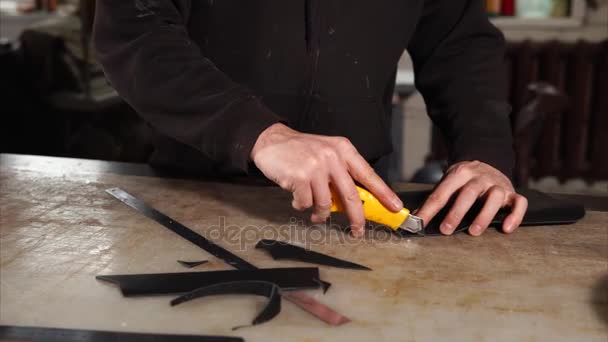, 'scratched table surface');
1,154,607,341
